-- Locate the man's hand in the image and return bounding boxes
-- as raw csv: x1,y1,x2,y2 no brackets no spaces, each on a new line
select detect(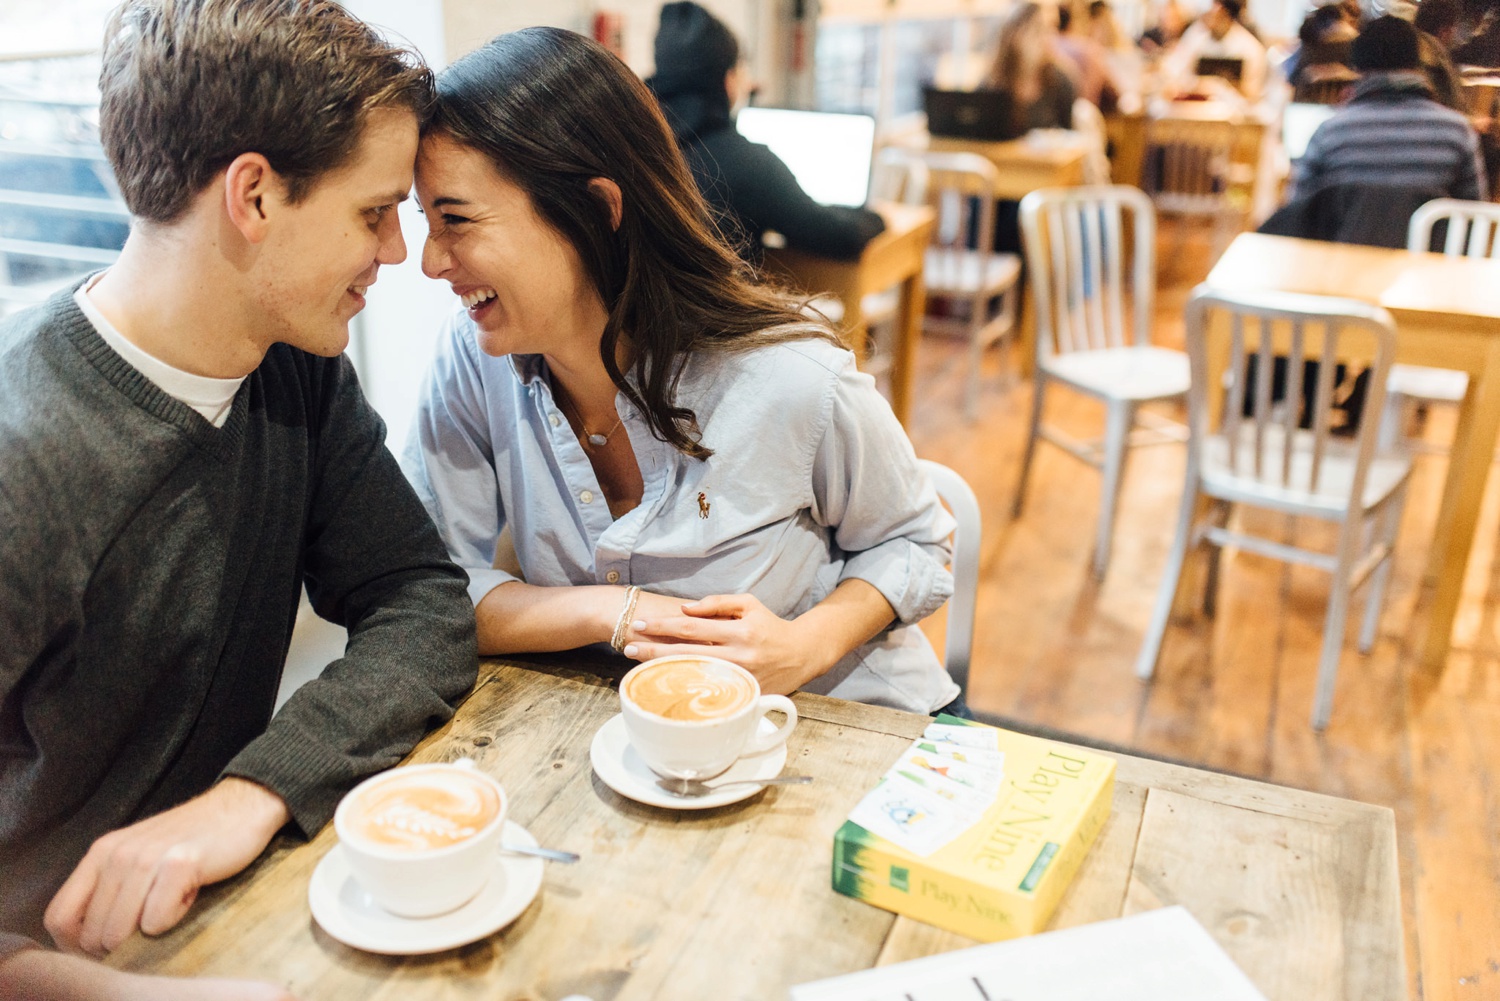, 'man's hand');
44,778,290,957
0,947,297,1001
